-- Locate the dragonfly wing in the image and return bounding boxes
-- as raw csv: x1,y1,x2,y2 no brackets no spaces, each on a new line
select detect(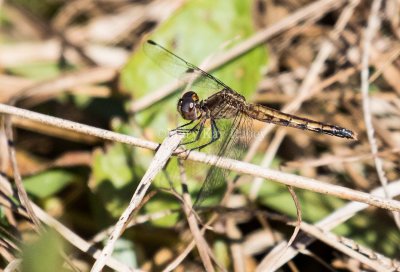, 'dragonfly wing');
144,40,228,96
145,40,255,211
193,109,254,208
